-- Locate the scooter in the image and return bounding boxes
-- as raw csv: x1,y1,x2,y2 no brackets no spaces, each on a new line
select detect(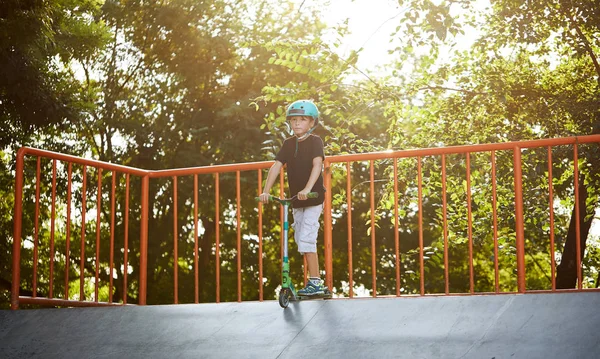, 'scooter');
257,192,332,308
